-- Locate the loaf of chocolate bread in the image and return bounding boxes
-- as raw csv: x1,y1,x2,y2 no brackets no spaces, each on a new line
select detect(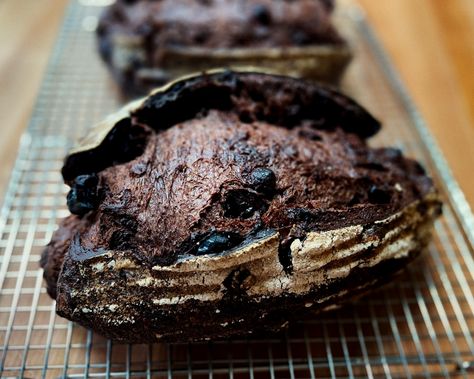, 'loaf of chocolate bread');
42,70,441,342
97,0,351,96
